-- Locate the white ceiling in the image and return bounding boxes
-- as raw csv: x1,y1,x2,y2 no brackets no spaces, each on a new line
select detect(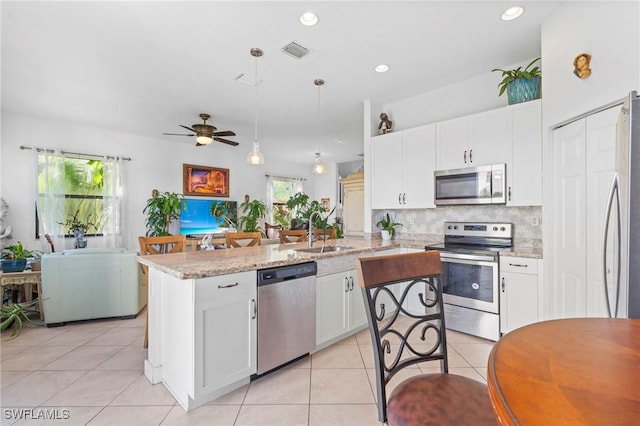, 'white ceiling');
1,1,564,164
